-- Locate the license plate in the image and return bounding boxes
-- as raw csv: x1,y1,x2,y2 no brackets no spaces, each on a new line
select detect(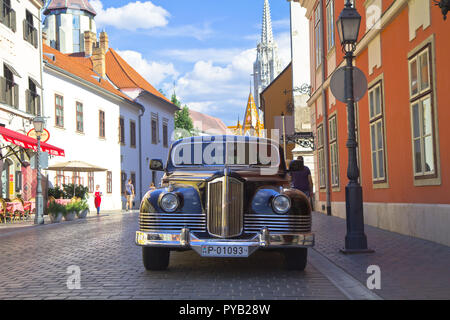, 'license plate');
201,245,248,257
